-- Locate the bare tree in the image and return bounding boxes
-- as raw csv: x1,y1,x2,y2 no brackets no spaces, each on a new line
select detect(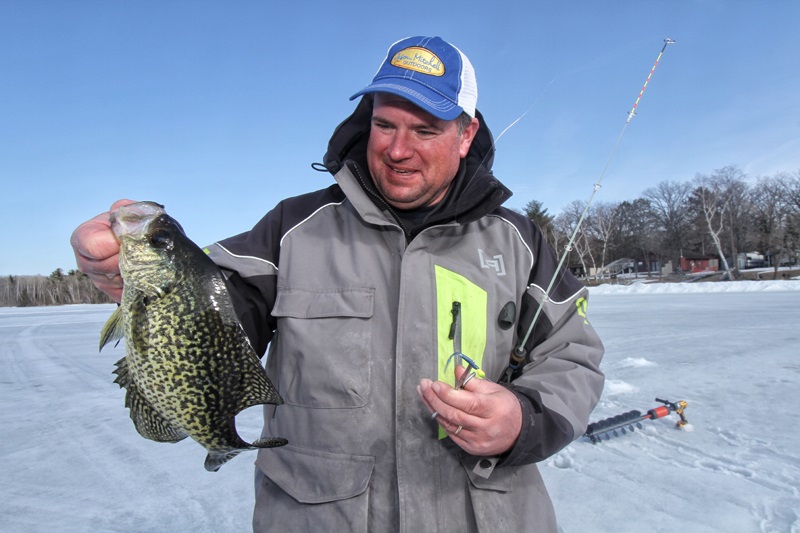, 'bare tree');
514,165,800,282
781,170,800,217
751,174,789,276
642,180,693,268
586,201,619,275
553,200,593,277
613,199,658,266
693,173,735,278
713,166,751,264
782,171,800,264
574,230,596,278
